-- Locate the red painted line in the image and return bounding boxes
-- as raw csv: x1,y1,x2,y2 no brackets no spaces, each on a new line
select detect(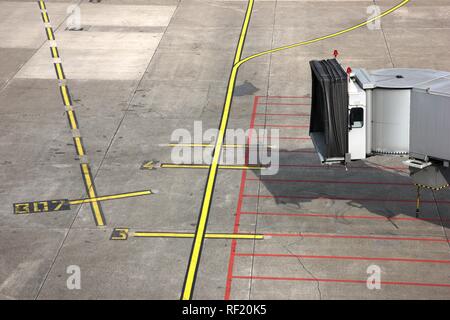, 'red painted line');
278,162,408,170
236,252,450,264
225,170,247,300
278,163,408,171
242,194,449,204
273,164,322,168
264,232,450,243
224,95,259,300
239,211,446,222
254,124,309,129
256,113,309,117
279,136,311,140
257,95,311,99
246,177,412,186
278,149,315,153
232,275,450,288
257,102,311,106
